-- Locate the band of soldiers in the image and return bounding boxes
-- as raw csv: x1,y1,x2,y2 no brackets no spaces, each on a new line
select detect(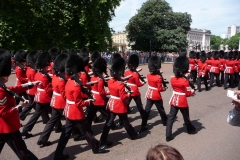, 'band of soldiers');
0,46,239,160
